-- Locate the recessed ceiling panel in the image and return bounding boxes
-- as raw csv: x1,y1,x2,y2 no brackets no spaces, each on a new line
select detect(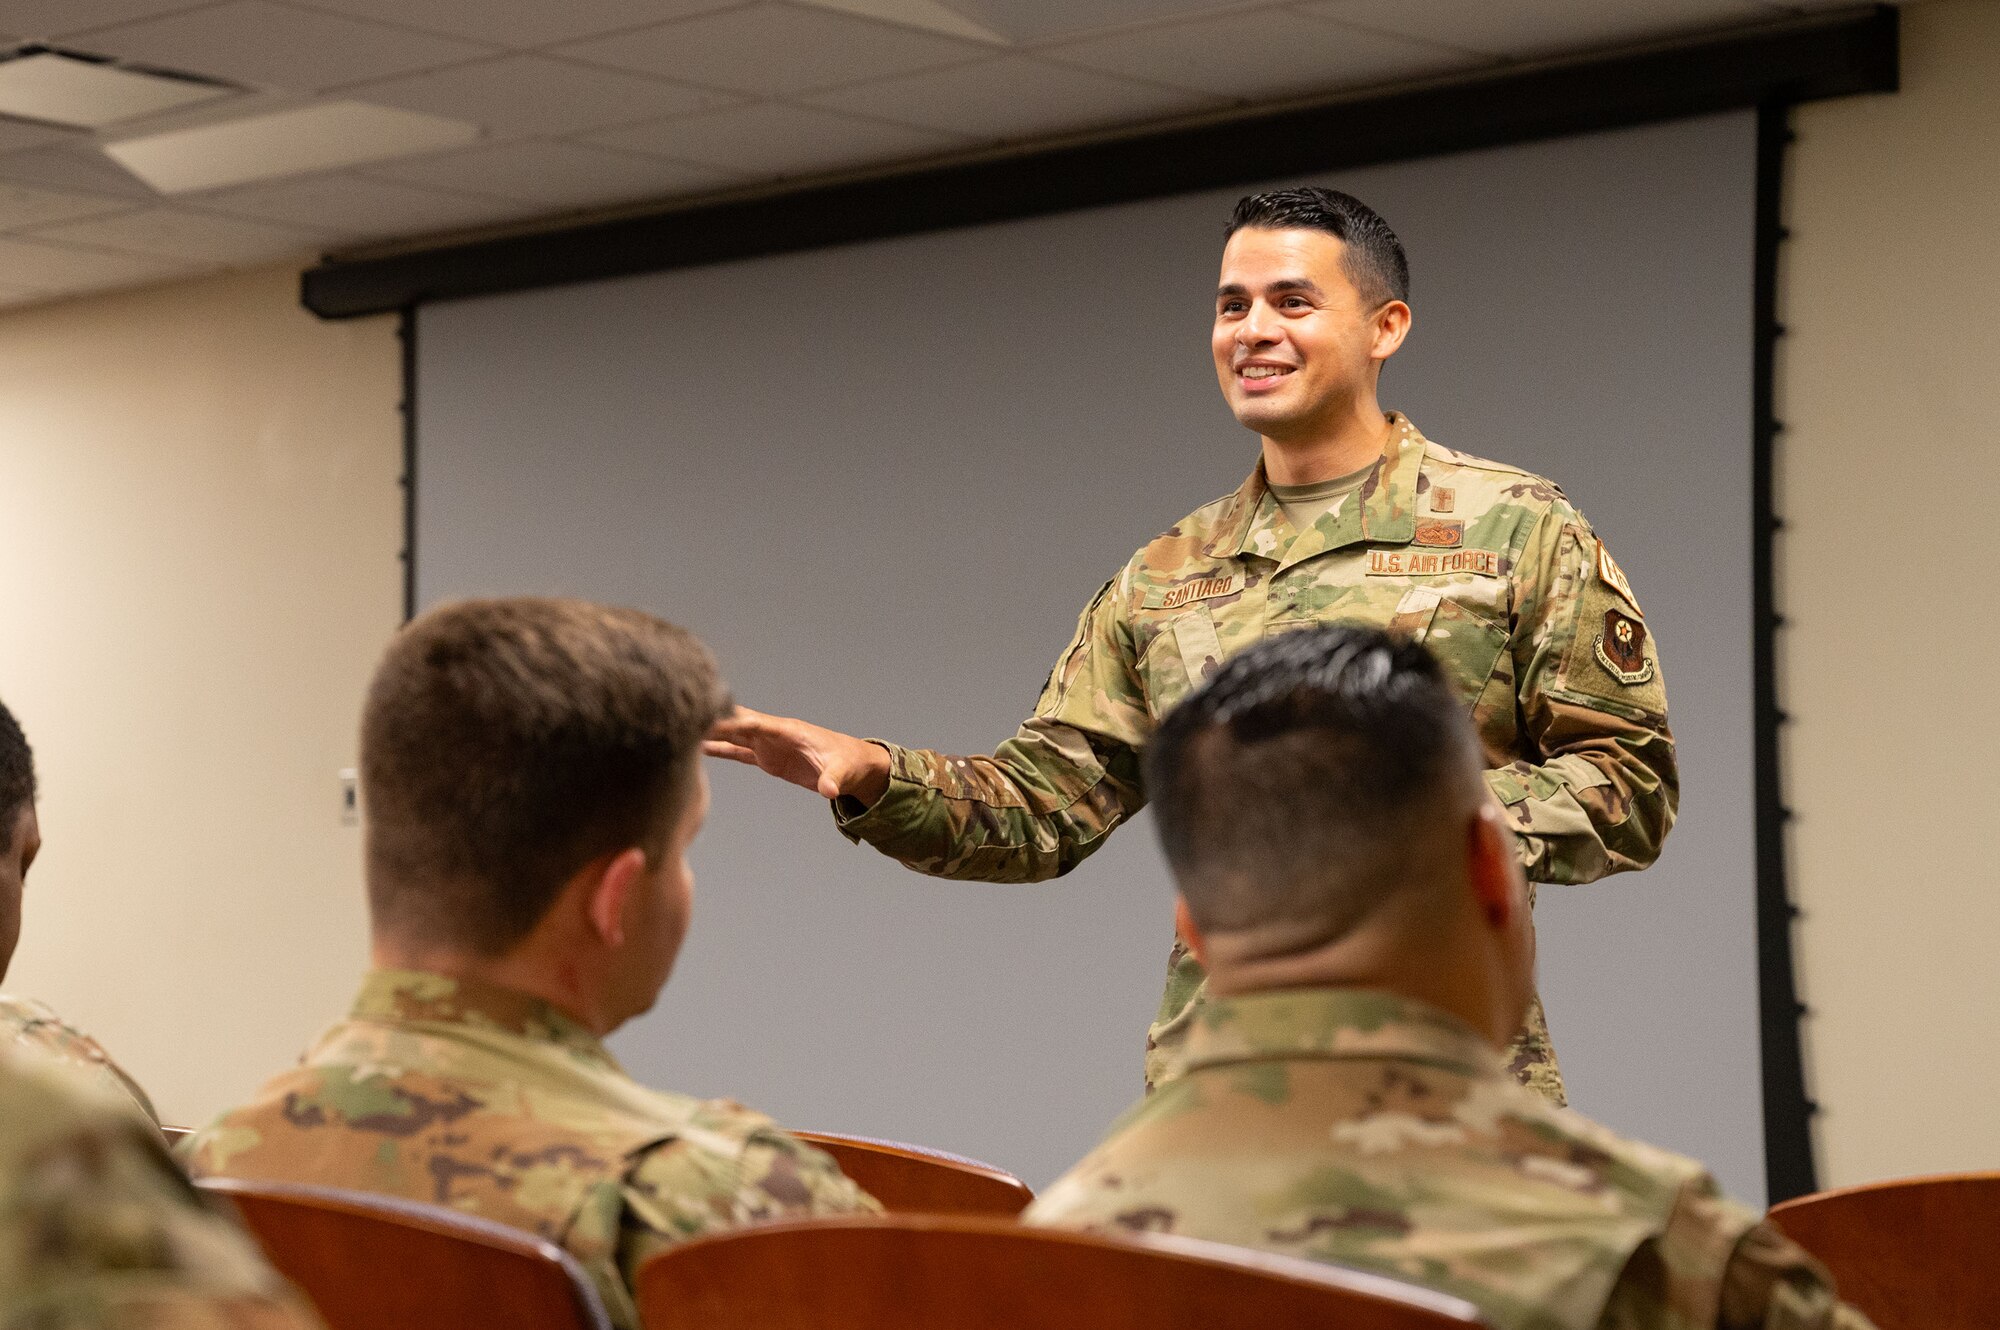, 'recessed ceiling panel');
77,1,495,94
196,172,526,237
0,50,234,127
1299,0,1778,61
104,100,481,193
1043,7,1484,99
586,101,967,178
807,54,1217,141
291,0,743,50
362,138,738,208
557,3,990,96
342,54,738,138
27,204,326,262
940,0,1243,42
